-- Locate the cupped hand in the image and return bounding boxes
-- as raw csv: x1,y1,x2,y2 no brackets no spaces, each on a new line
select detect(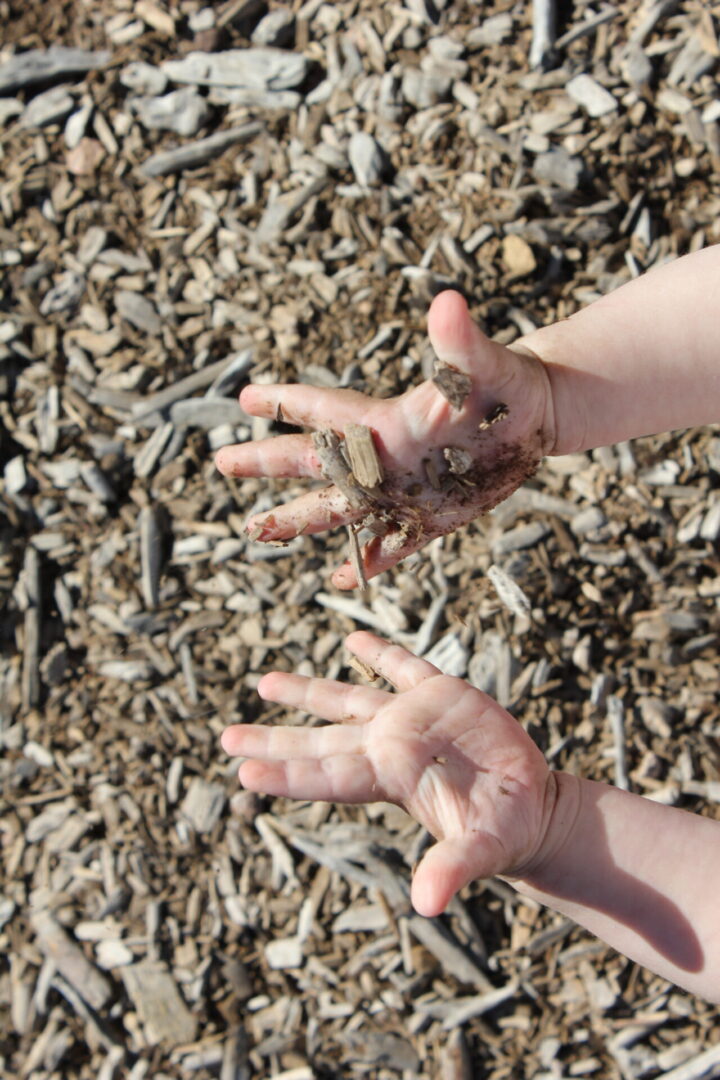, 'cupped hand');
221,632,556,917
215,291,555,588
